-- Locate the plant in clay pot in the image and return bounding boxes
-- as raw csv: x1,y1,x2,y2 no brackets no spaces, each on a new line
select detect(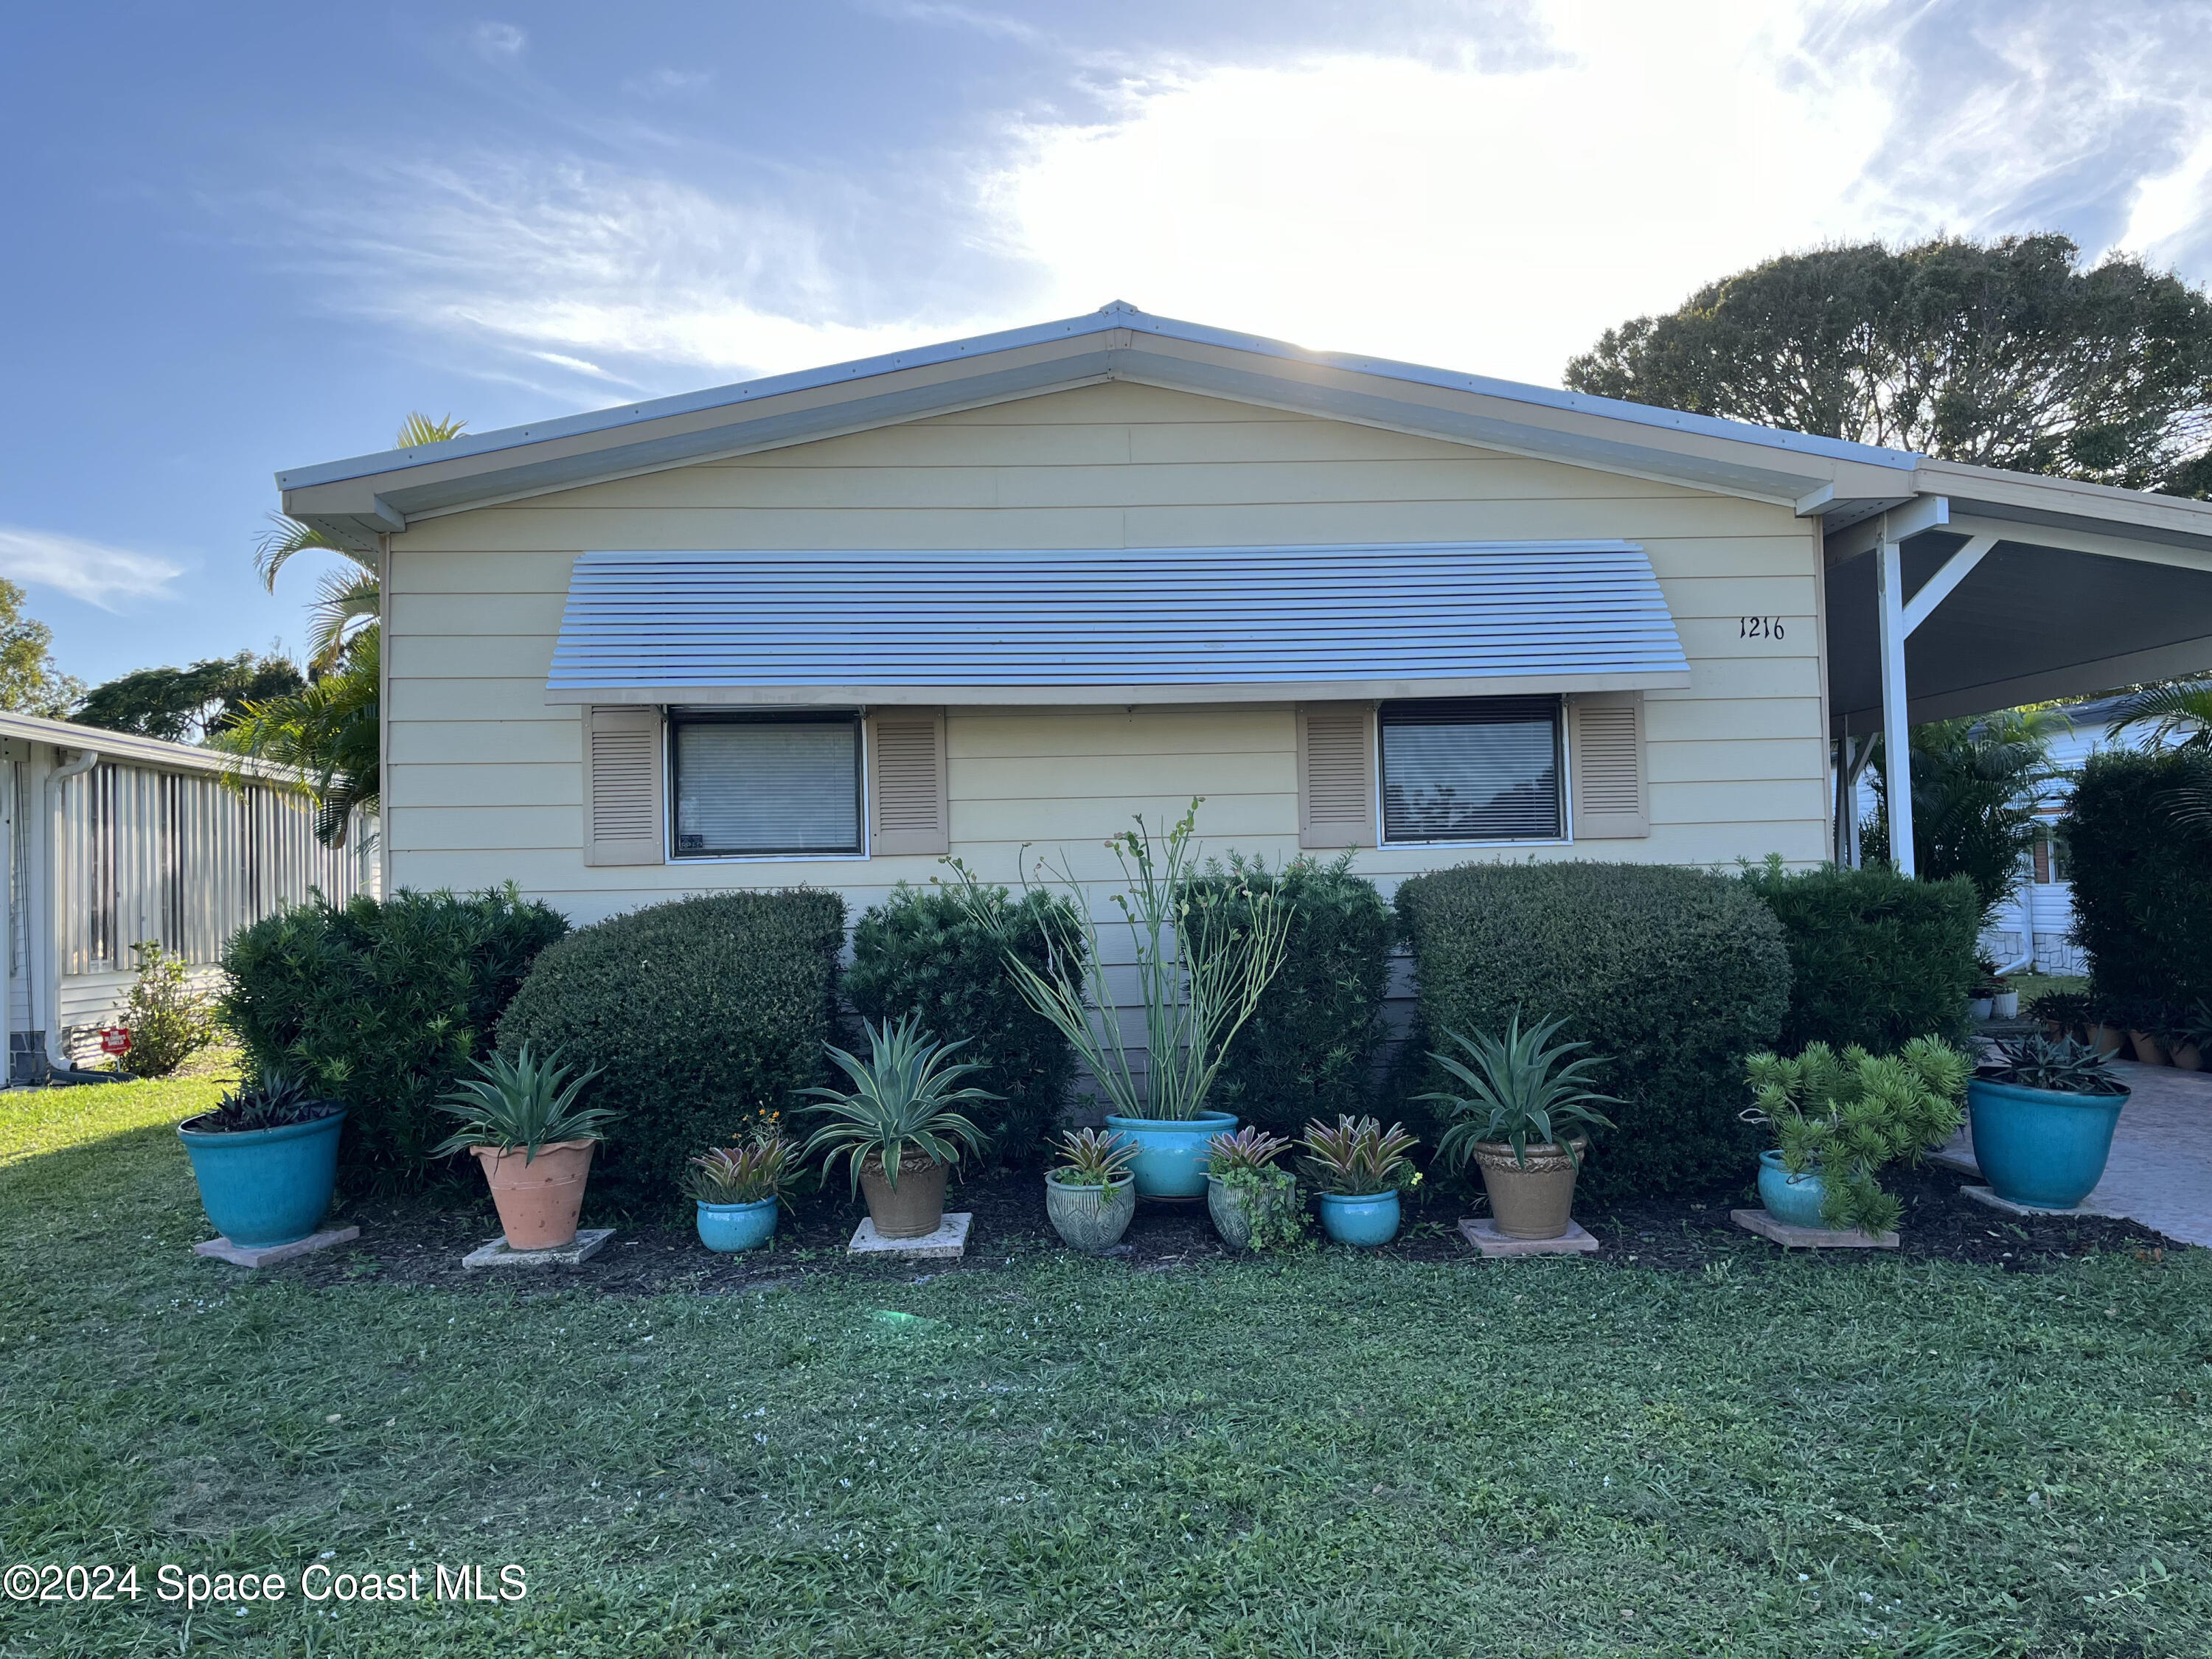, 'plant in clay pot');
1422,1015,1618,1242
1204,1126,1304,1251
800,1015,992,1240
1298,1115,1418,1247
177,1074,347,1250
1042,1128,1139,1253
1969,1034,2129,1210
684,1127,795,1253
945,801,1293,1201
433,1046,617,1251
2167,1001,2212,1071
1740,1038,1967,1235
